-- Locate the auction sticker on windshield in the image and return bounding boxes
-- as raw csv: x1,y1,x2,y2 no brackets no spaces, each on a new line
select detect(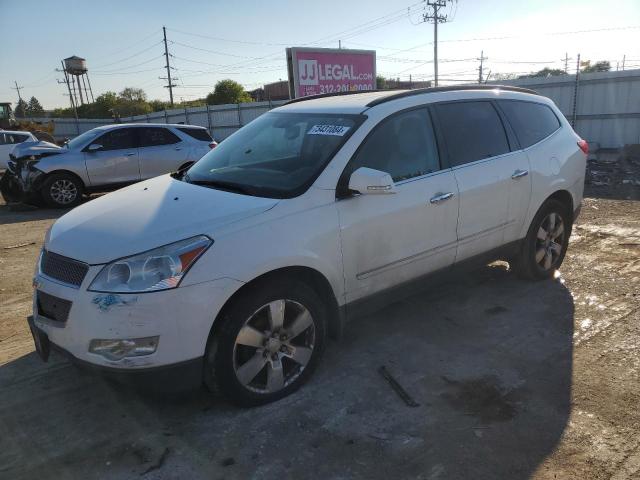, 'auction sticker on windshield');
307,125,351,136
